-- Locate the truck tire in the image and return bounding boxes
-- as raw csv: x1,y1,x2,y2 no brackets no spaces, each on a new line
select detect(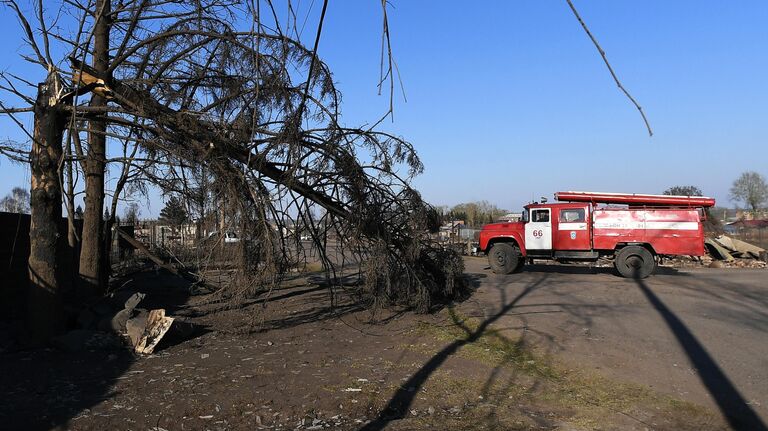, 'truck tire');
488,243,520,274
615,246,656,279
513,258,525,273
